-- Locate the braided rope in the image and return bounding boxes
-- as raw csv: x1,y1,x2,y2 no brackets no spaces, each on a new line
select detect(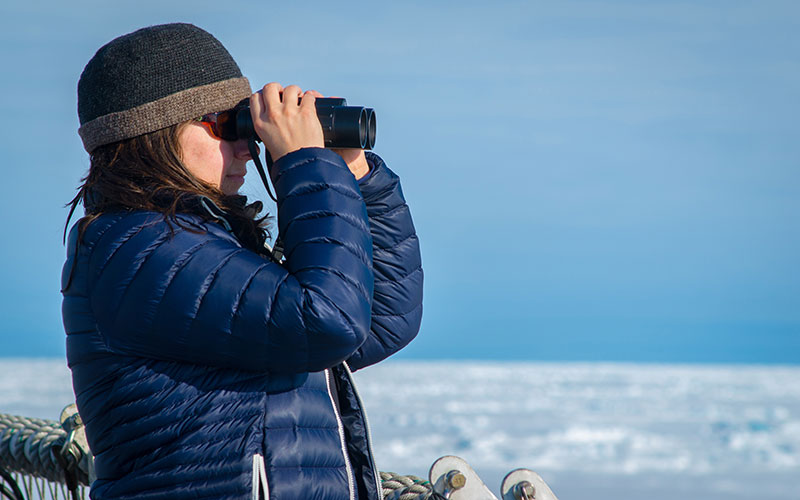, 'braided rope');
2,412,435,500
0,414,75,485
380,471,434,500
